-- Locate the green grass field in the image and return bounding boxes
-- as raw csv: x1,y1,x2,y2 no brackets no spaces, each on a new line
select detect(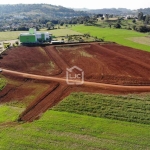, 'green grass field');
0,31,23,41
1,106,150,150
1,26,150,52
72,25,150,52
46,28,82,37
